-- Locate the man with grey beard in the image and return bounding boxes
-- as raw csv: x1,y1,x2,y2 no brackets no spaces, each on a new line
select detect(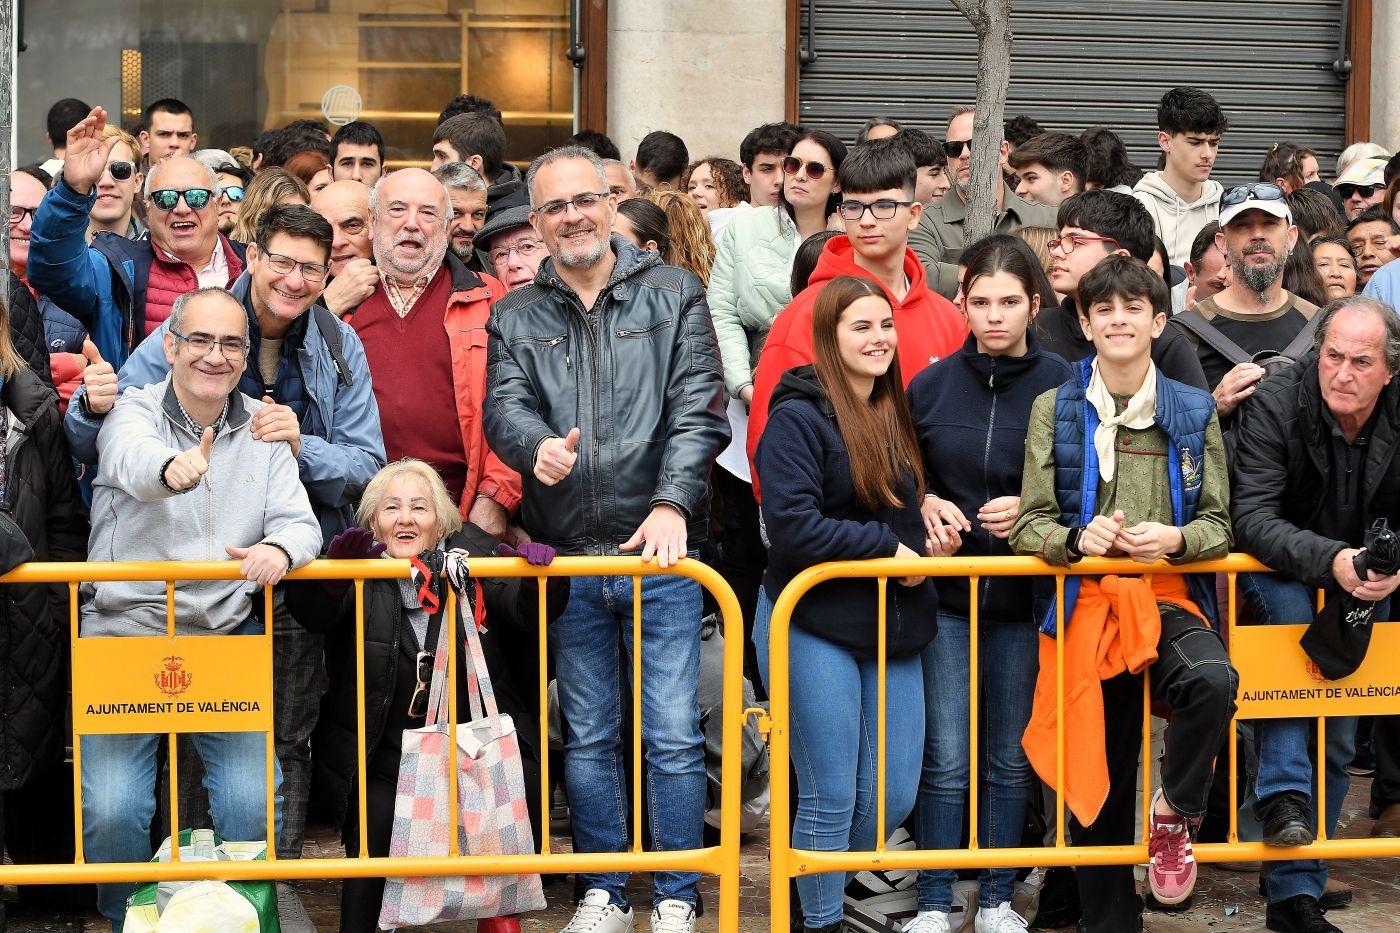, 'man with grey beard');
432,161,489,268
484,145,728,933
1170,184,1319,420
348,166,518,534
